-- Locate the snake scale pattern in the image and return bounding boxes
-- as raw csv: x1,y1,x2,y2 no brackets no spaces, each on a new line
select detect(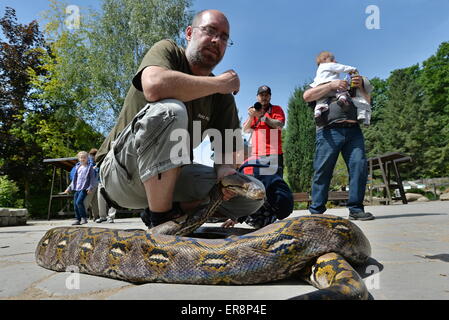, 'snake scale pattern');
35,174,372,300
